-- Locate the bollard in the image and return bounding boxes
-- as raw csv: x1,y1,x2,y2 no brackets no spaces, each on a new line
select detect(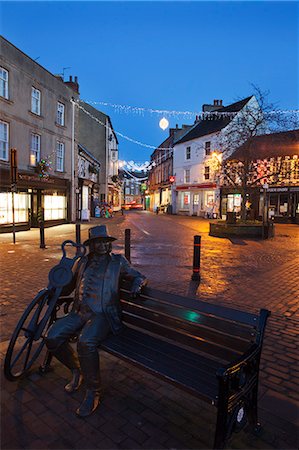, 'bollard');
125,228,131,262
75,223,81,245
39,219,46,249
191,235,201,281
